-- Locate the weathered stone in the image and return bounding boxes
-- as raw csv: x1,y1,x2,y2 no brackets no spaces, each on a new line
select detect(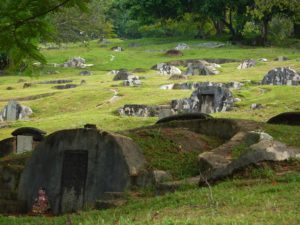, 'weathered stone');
119,105,171,117
250,103,263,110
259,58,268,62
60,57,93,68
113,70,135,81
123,76,142,87
111,46,124,52
175,43,190,50
155,63,182,75
171,86,234,114
18,127,151,215
1,101,33,121
267,112,300,126
237,59,256,69
185,60,220,75
261,67,300,85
